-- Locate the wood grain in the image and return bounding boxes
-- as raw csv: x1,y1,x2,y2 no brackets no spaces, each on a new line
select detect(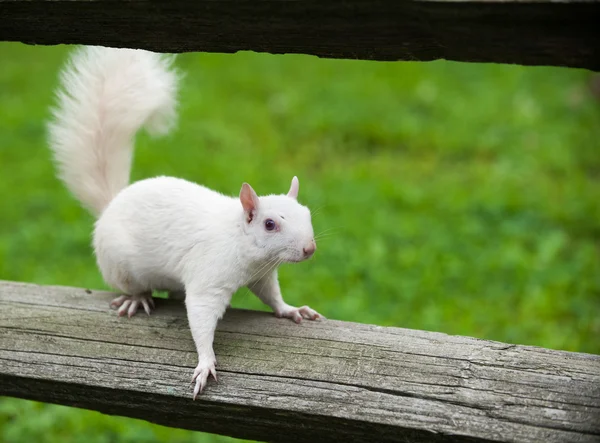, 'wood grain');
0,0,598,70
1,280,599,442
